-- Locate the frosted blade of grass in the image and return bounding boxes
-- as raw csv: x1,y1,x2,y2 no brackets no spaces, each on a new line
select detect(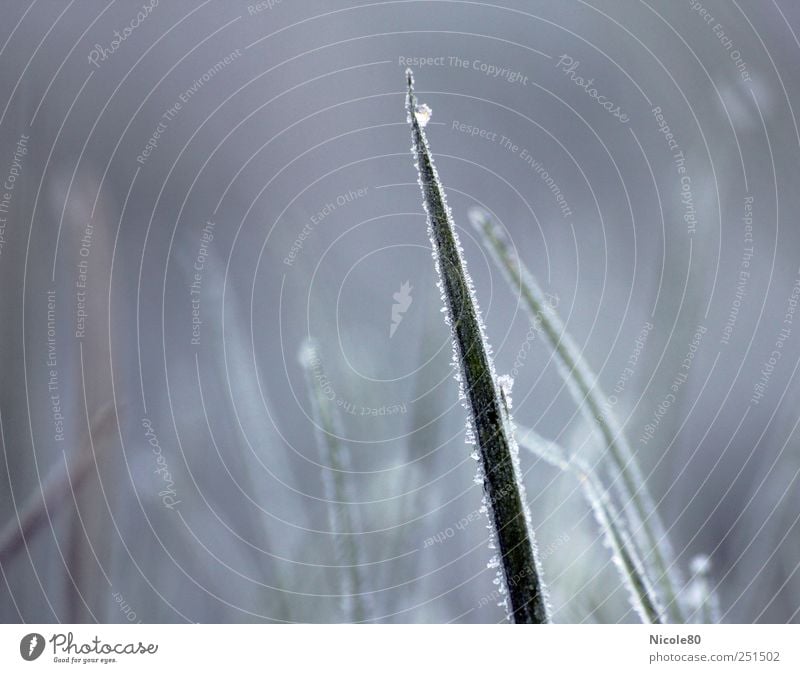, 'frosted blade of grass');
686,555,721,623
299,340,371,623
516,426,664,624
514,422,570,473
469,207,685,622
406,70,548,624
